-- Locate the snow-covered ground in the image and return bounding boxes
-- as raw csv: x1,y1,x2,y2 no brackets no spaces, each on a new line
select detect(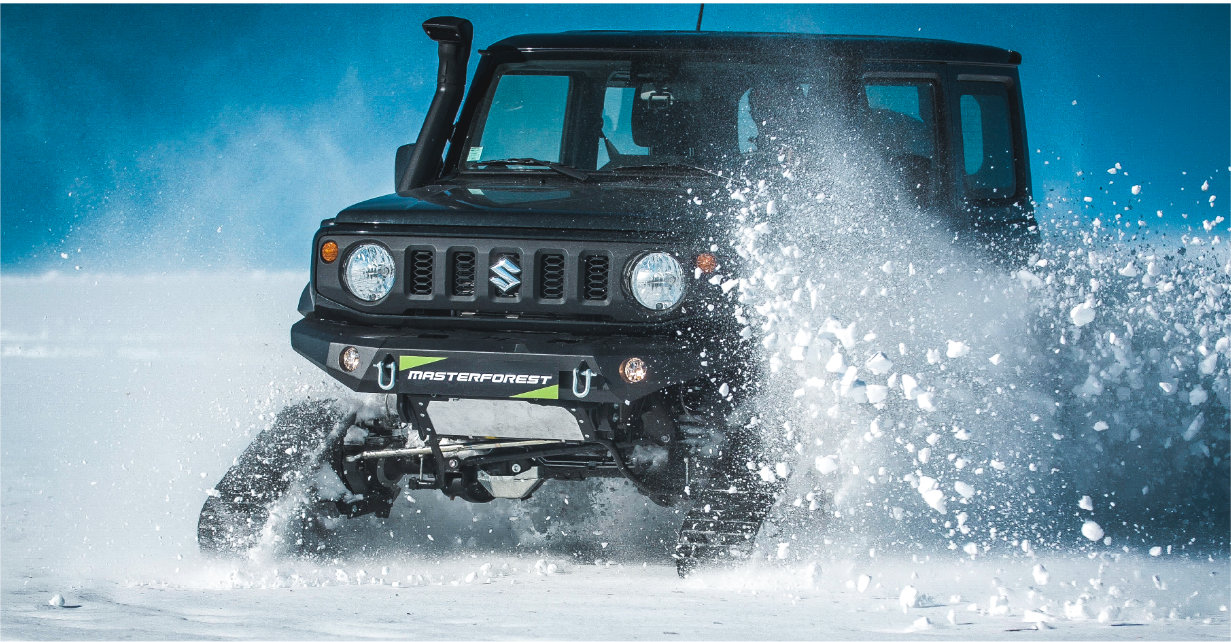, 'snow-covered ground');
1,254,1226,639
